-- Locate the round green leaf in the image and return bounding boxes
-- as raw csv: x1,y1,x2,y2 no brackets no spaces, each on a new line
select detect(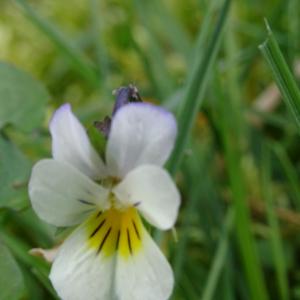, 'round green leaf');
0,137,31,210
0,62,49,132
0,242,27,300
